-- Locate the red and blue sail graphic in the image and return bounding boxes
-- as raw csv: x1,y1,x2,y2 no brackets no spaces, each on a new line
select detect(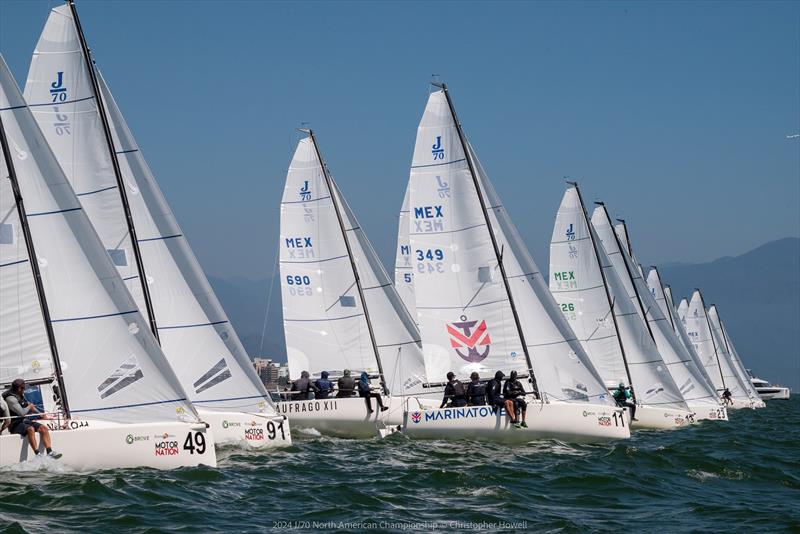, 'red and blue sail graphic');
447,317,491,363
